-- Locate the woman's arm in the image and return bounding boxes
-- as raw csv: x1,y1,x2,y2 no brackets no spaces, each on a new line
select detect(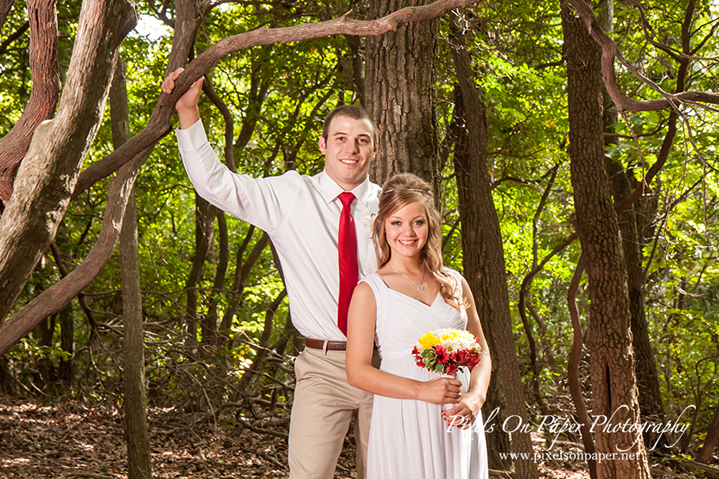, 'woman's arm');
442,276,492,428
345,282,461,404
